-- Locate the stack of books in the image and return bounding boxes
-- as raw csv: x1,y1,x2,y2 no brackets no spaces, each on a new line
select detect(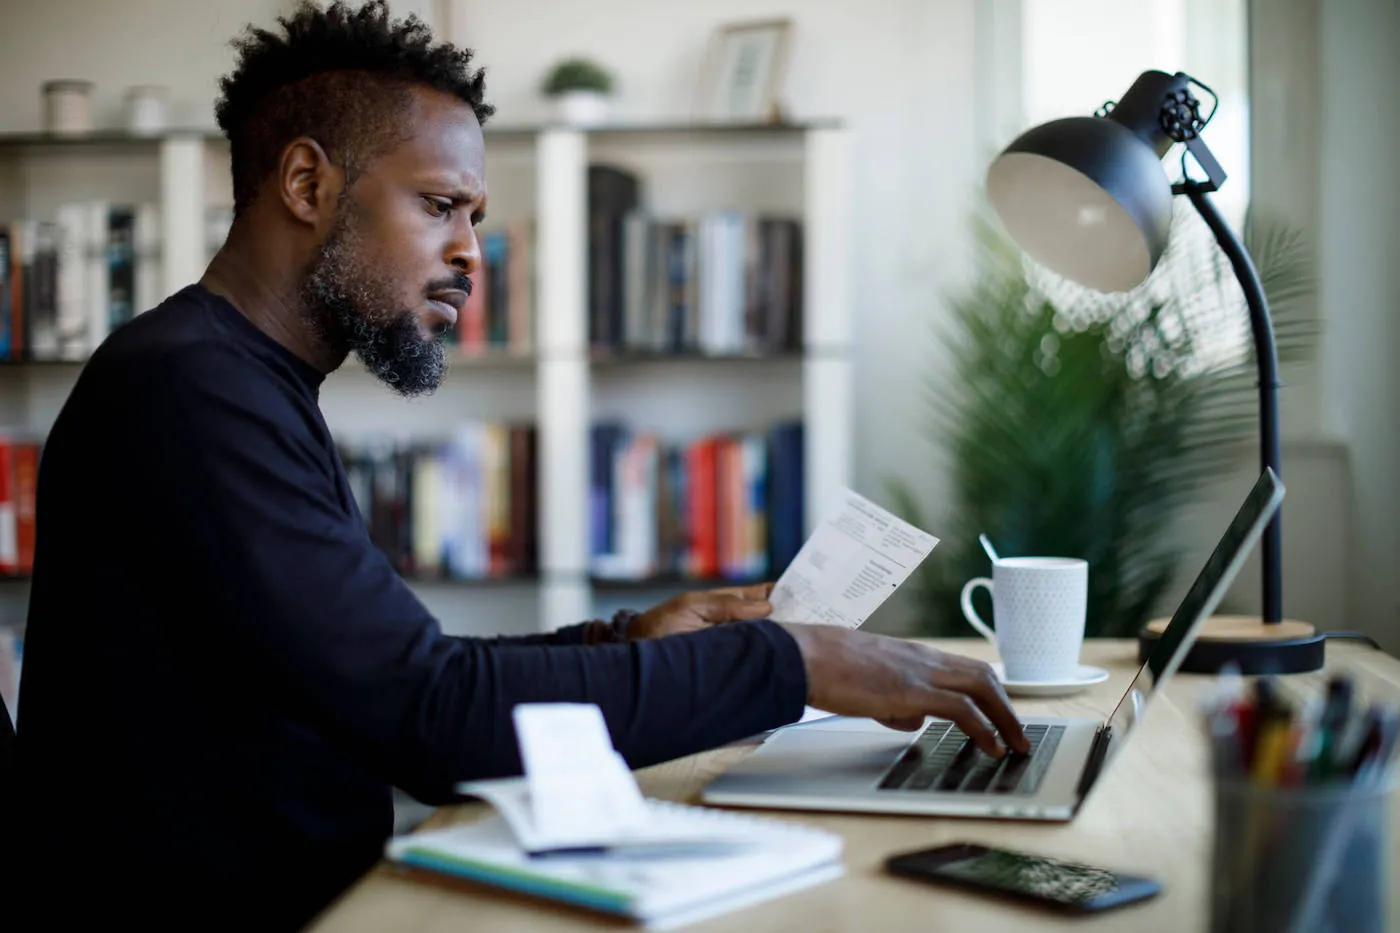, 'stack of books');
589,420,804,583
451,222,534,357
592,210,803,357
0,433,40,577
0,203,161,361
339,422,538,581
